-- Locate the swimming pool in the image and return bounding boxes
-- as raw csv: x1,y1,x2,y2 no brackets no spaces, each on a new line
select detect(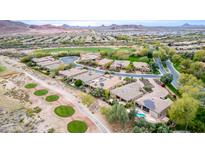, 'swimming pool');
136,113,146,118
60,56,79,64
